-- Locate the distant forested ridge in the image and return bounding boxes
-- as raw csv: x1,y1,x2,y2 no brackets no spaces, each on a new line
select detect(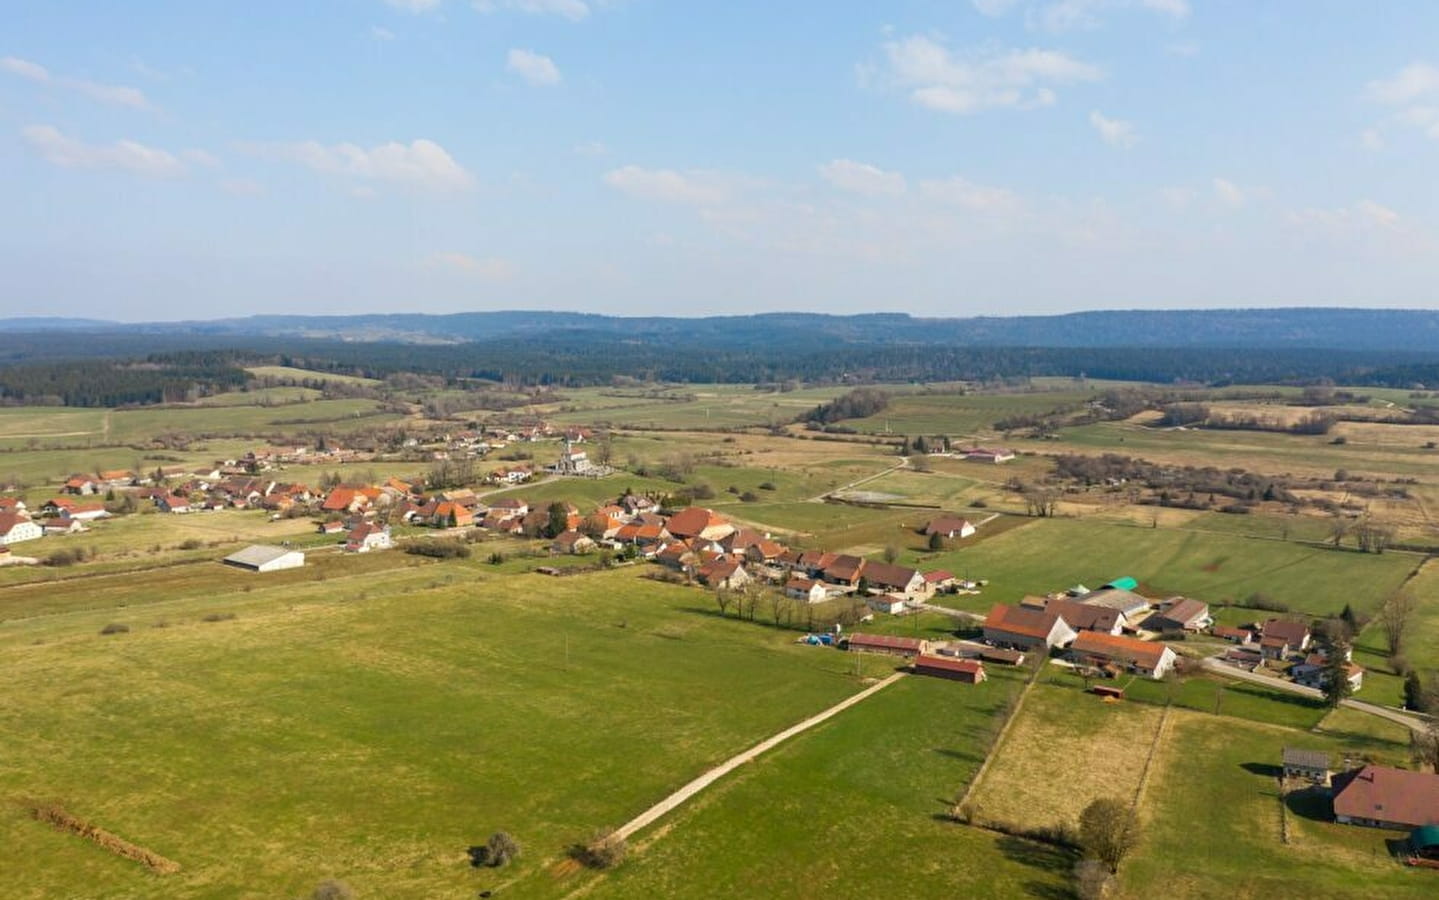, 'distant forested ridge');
2,307,1439,407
